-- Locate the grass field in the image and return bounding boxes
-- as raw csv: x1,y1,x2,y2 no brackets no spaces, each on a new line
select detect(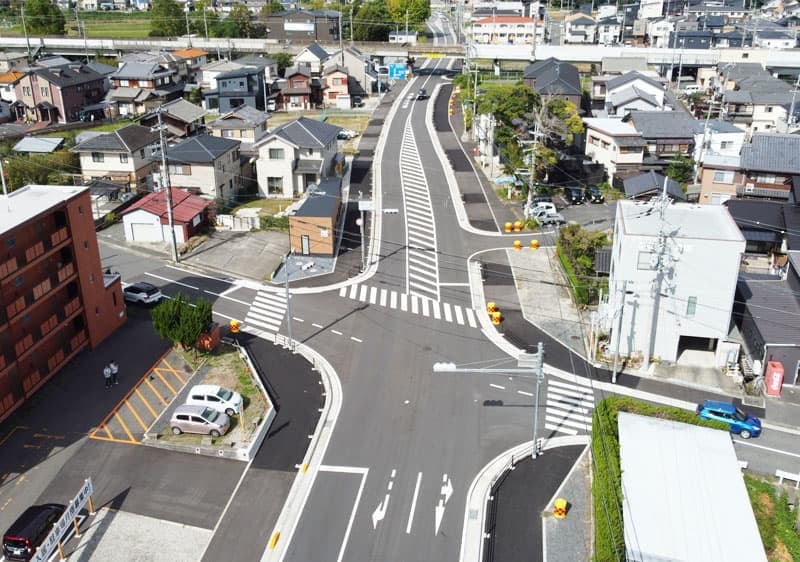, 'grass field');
2,13,152,39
